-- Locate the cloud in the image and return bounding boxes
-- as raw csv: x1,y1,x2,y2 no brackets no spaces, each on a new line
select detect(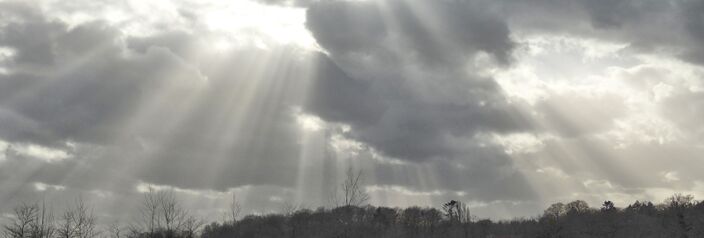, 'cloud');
254,0,315,7
307,0,515,66
304,0,531,161
0,4,209,146
661,90,704,139
298,0,704,69
535,92,627,137
2,0,704,222
499,0,704,65
0,3,333,221
304,54,386,127
0,1,316,198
